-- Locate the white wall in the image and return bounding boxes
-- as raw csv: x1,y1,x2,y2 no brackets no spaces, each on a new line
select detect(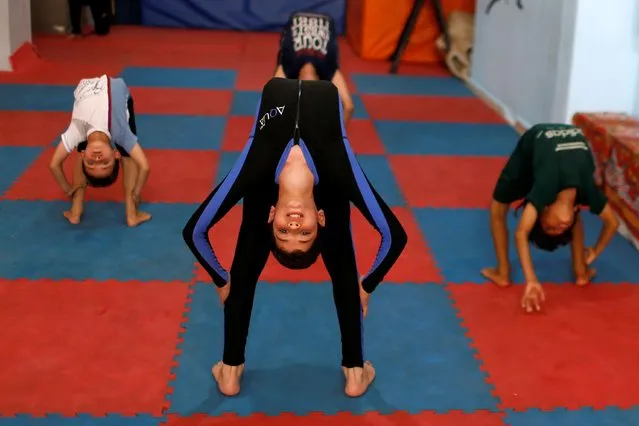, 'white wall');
564,0,639,120
0,0,10,70
470,0,639,128
0,0,32,71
